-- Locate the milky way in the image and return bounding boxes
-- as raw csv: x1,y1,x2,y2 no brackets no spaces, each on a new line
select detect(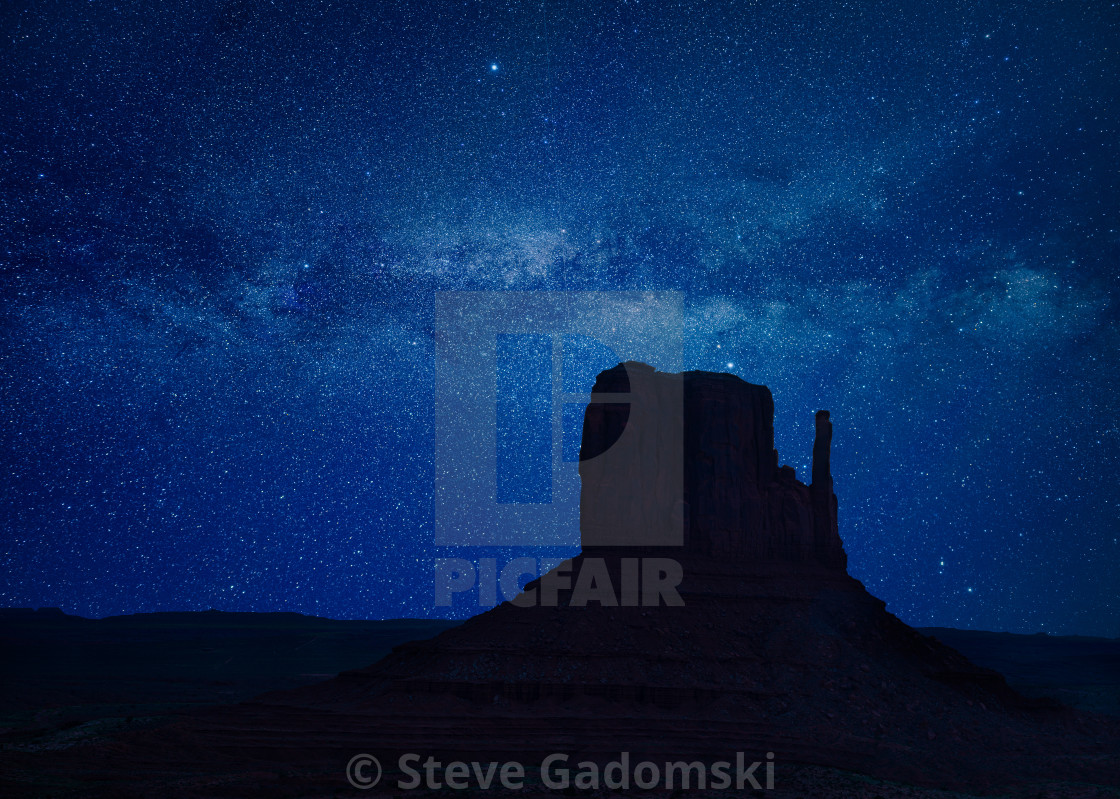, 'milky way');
2,0,1118,635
